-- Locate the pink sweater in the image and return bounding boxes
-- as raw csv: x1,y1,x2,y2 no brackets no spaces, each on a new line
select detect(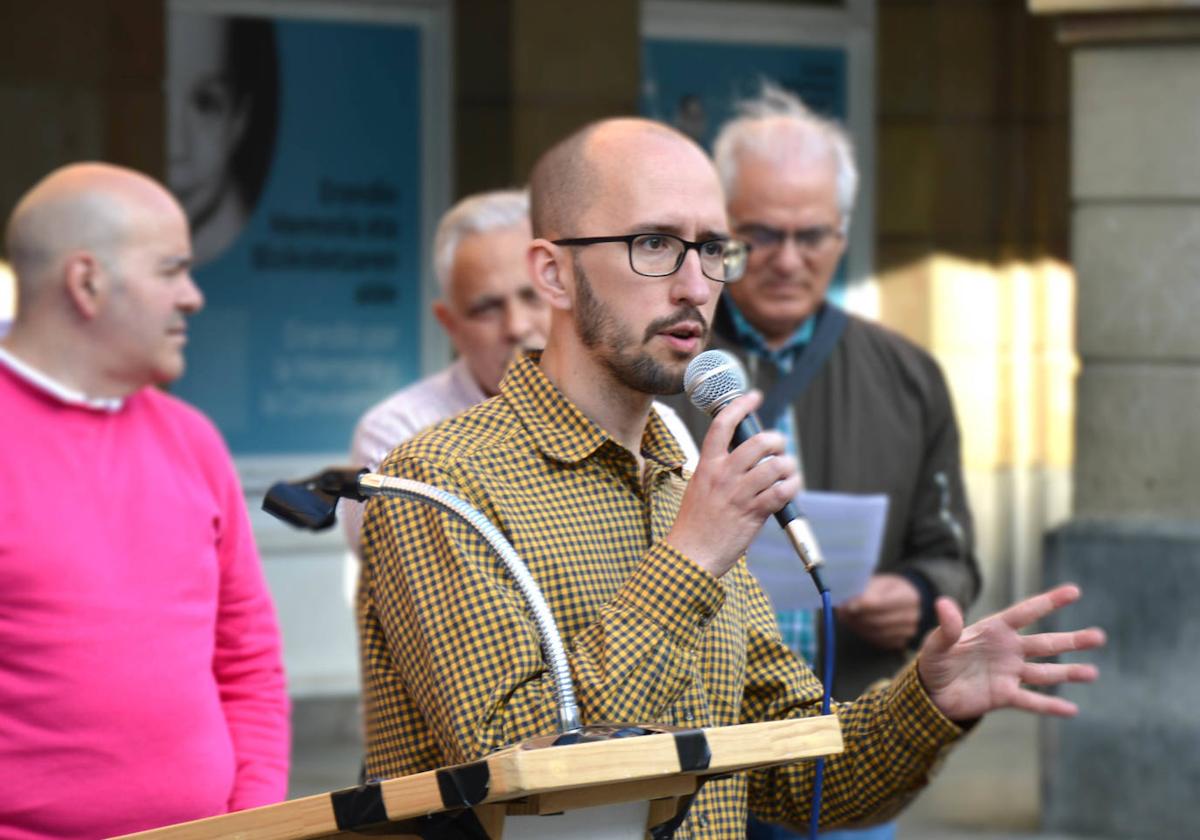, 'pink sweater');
0,363,290,839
